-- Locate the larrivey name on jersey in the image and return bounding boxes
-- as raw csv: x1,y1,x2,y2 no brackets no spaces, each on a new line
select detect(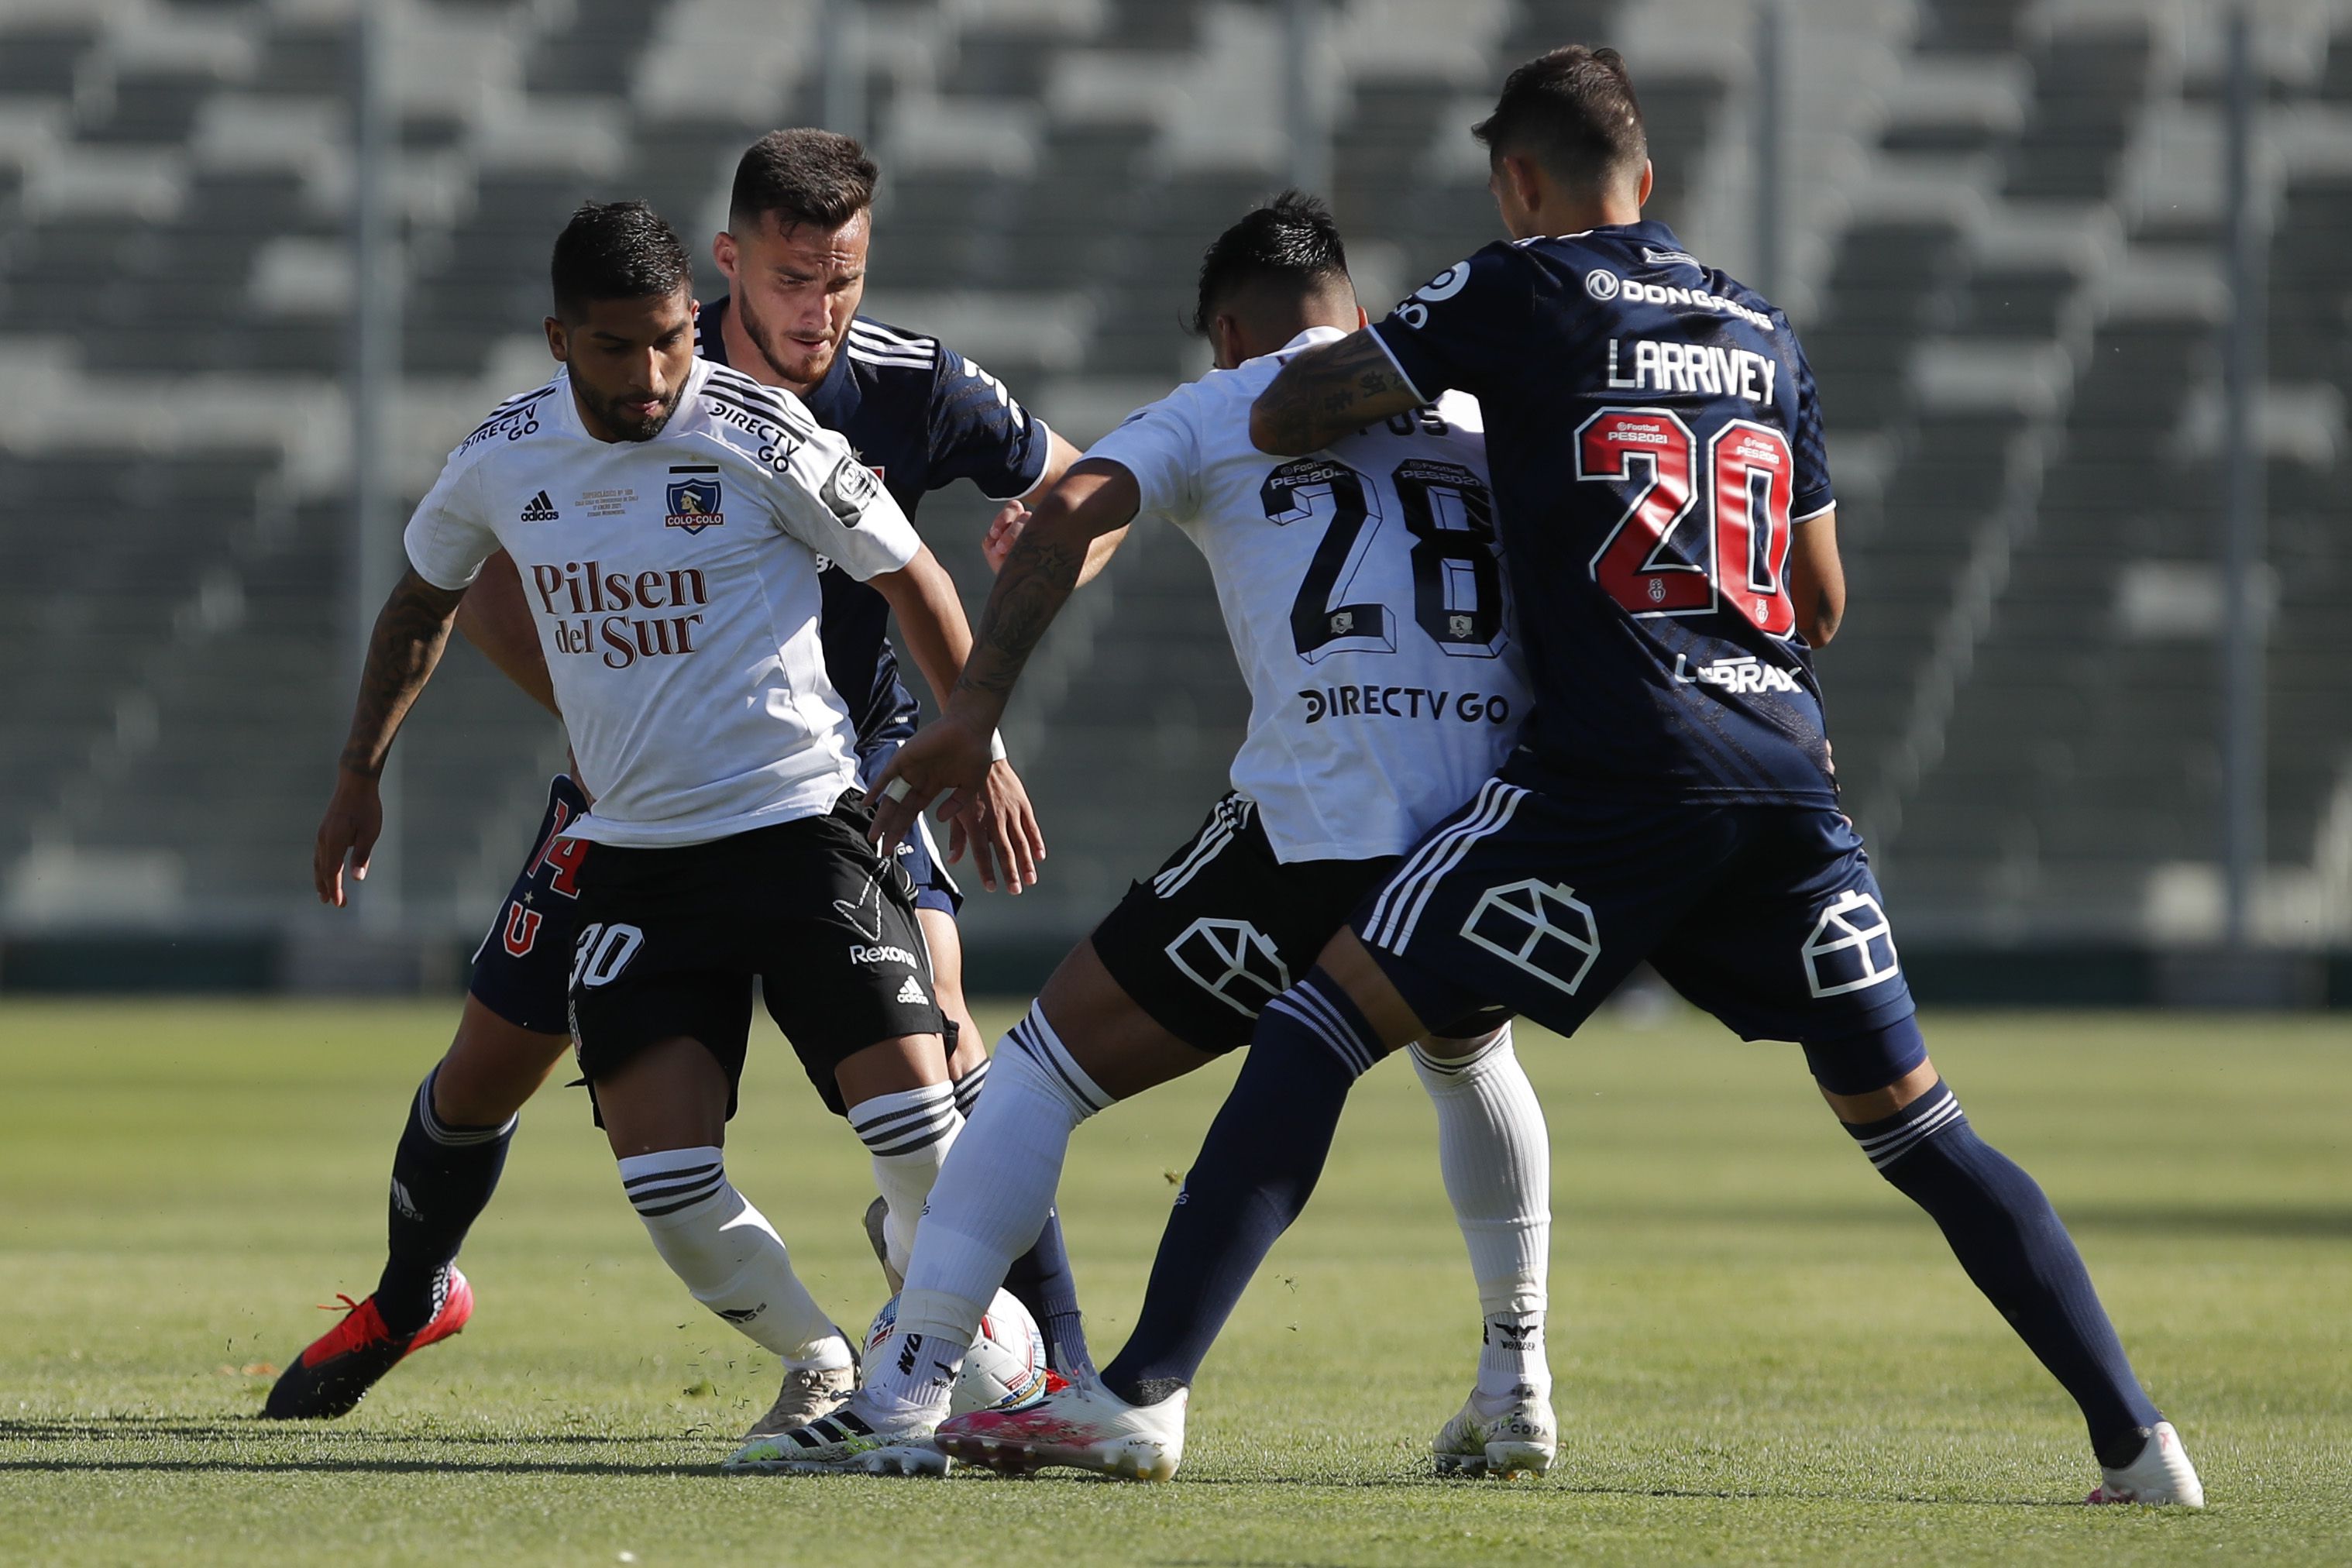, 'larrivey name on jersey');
1604,339,1779,405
